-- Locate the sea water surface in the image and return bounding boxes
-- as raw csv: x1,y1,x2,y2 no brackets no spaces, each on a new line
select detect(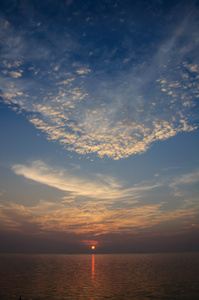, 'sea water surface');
0,252,199,300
